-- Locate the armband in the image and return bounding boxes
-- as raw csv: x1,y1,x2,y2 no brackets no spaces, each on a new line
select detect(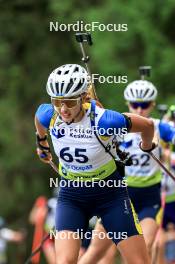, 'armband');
122,114,132,132
36,133,50,152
